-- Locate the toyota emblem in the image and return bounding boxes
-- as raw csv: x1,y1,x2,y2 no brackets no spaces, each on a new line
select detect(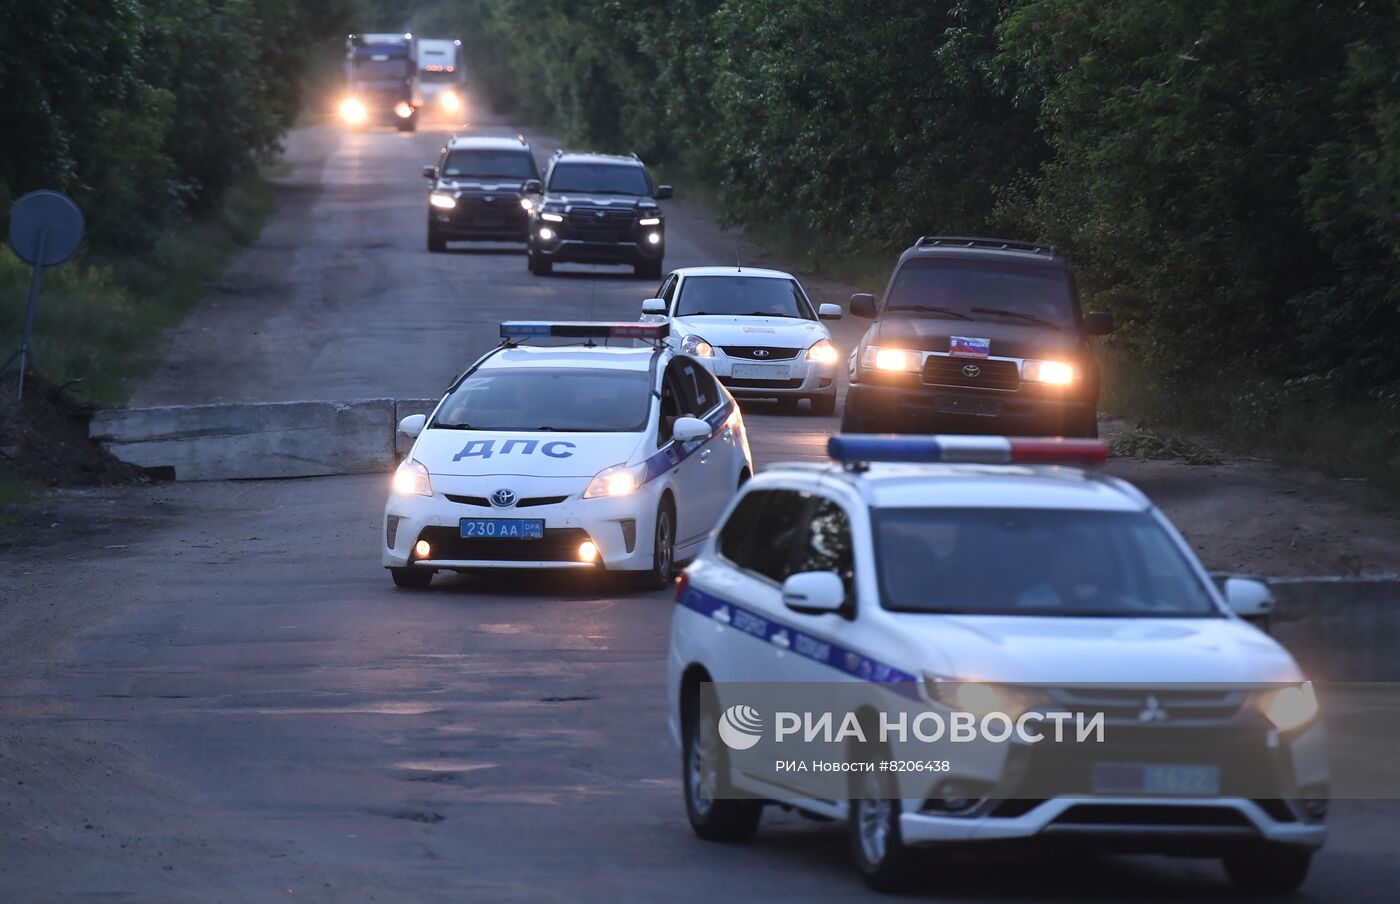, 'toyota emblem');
490,488,518,507
961,364,982,378
753,349,770,358
595,210,606,218
482,195,496,203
